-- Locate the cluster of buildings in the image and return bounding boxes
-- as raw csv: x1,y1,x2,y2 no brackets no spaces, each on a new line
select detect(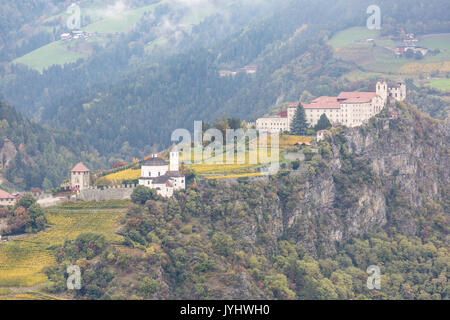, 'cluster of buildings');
394,33,428,57
138,149,185,198
60,30,94,41
219,65,258,77
254,80,406,133
69,148,186,198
